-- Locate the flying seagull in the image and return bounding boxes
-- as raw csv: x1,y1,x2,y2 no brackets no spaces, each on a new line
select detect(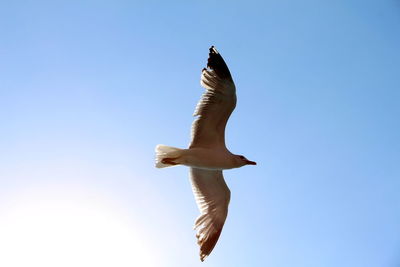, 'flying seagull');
155,46,256,261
